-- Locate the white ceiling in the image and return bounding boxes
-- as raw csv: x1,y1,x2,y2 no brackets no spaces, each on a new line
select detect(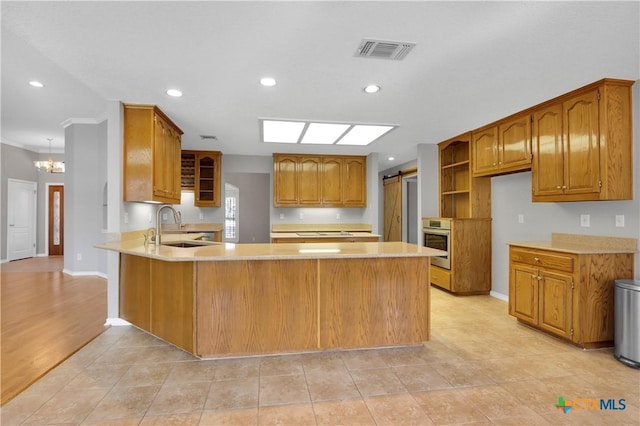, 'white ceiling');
2,1,638,168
